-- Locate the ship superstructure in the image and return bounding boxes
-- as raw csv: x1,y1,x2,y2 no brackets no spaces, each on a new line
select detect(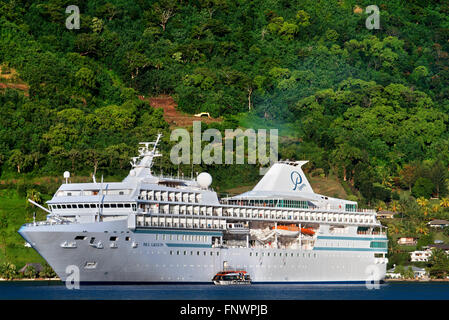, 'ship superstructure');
19,134,388,283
